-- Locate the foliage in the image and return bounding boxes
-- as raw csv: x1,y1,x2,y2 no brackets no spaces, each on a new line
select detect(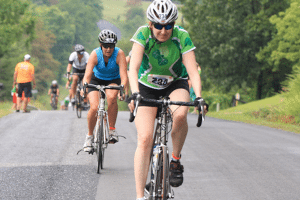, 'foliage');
0,0,36,99
284,65,300,123
31,19,60,94
0,0,35,58
179,0,290,99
